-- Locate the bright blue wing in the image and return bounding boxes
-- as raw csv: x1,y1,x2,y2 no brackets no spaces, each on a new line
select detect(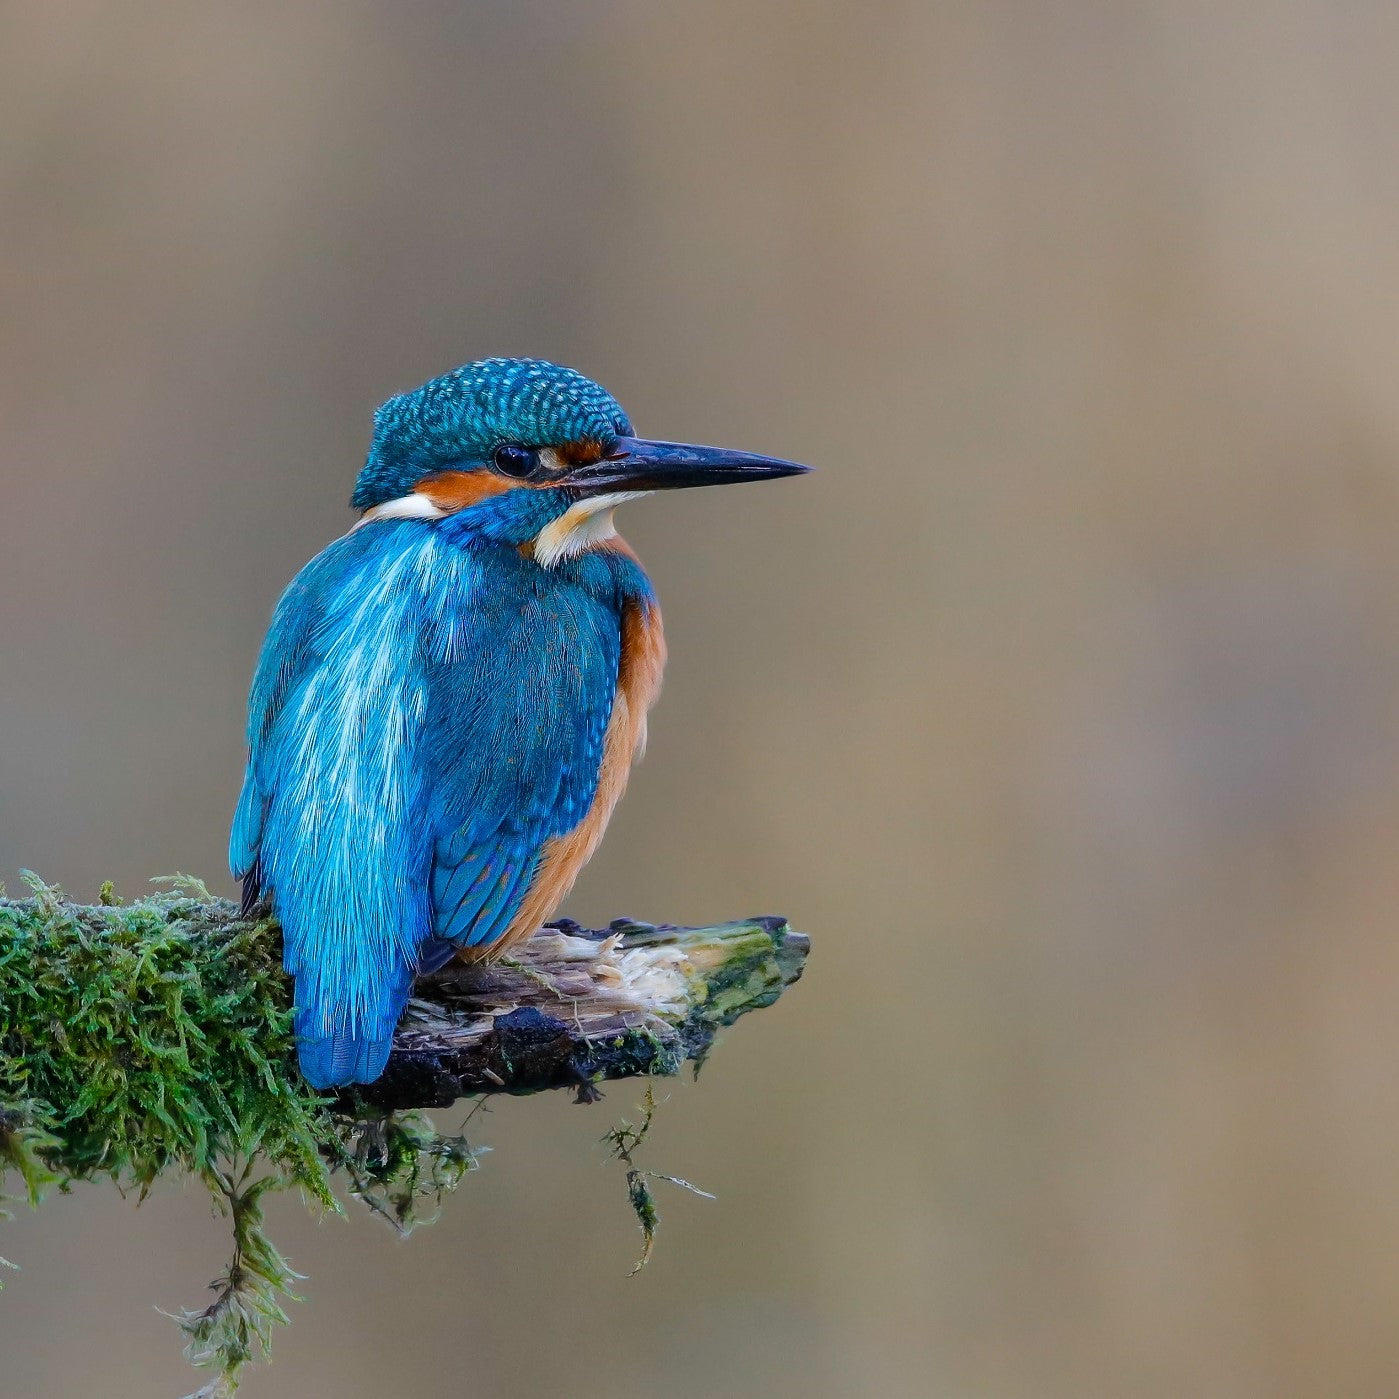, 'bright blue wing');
229,546,327,887
417,546,621,950
231,522,448,1086
229,520,409,885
